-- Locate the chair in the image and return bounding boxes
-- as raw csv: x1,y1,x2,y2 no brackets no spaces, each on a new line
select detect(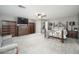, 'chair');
0,35,18,54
